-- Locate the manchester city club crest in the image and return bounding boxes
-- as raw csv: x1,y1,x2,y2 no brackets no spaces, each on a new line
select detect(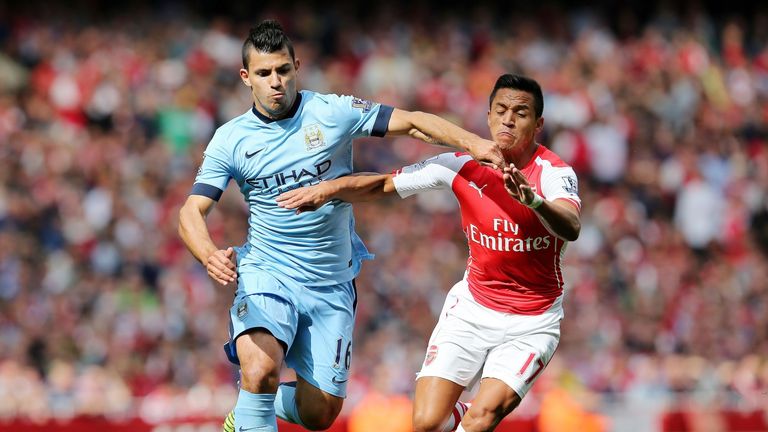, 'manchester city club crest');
304,124,326,151
237,301,248,320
